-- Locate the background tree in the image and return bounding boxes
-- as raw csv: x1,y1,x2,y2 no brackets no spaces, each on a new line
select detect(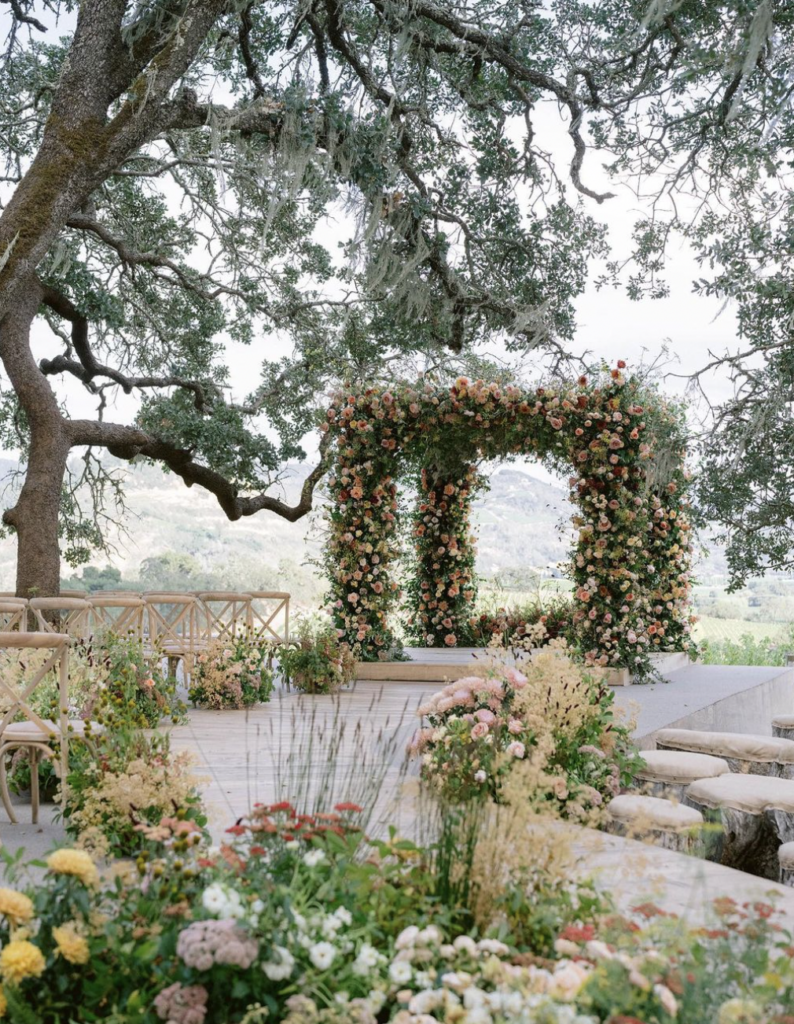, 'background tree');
0,0,637,596
2,0,792,597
